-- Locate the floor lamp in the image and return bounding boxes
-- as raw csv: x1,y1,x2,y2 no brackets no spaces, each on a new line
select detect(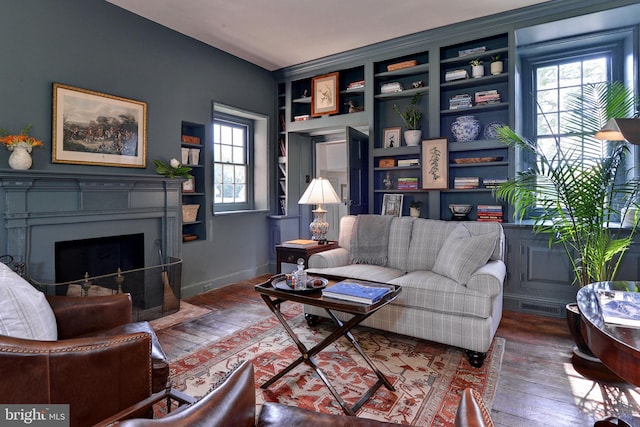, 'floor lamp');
298,177,341,244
